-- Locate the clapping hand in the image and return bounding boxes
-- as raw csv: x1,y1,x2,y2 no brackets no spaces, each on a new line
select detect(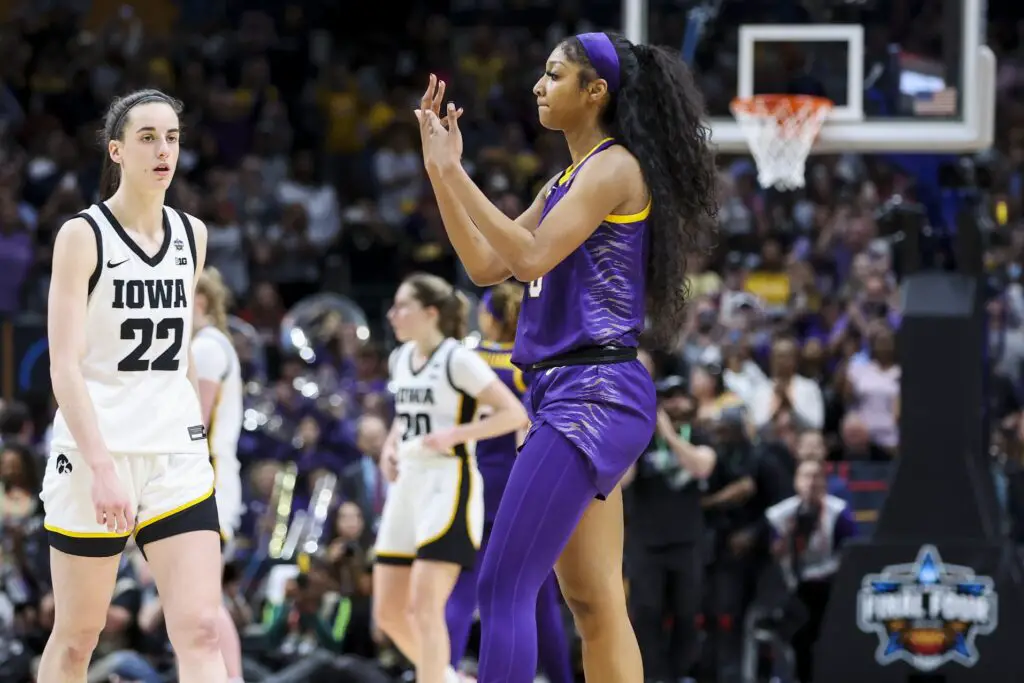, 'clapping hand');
414,73,464,173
